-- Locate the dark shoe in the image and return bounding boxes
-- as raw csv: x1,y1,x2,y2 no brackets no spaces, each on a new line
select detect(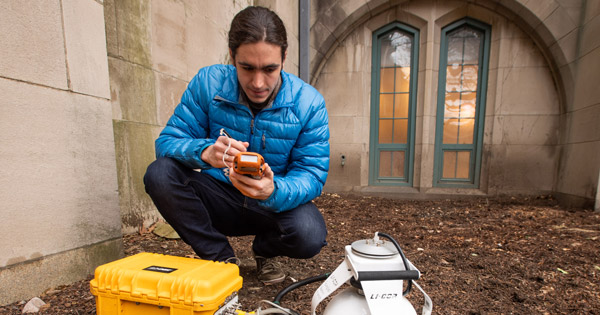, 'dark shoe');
255,256,286,285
